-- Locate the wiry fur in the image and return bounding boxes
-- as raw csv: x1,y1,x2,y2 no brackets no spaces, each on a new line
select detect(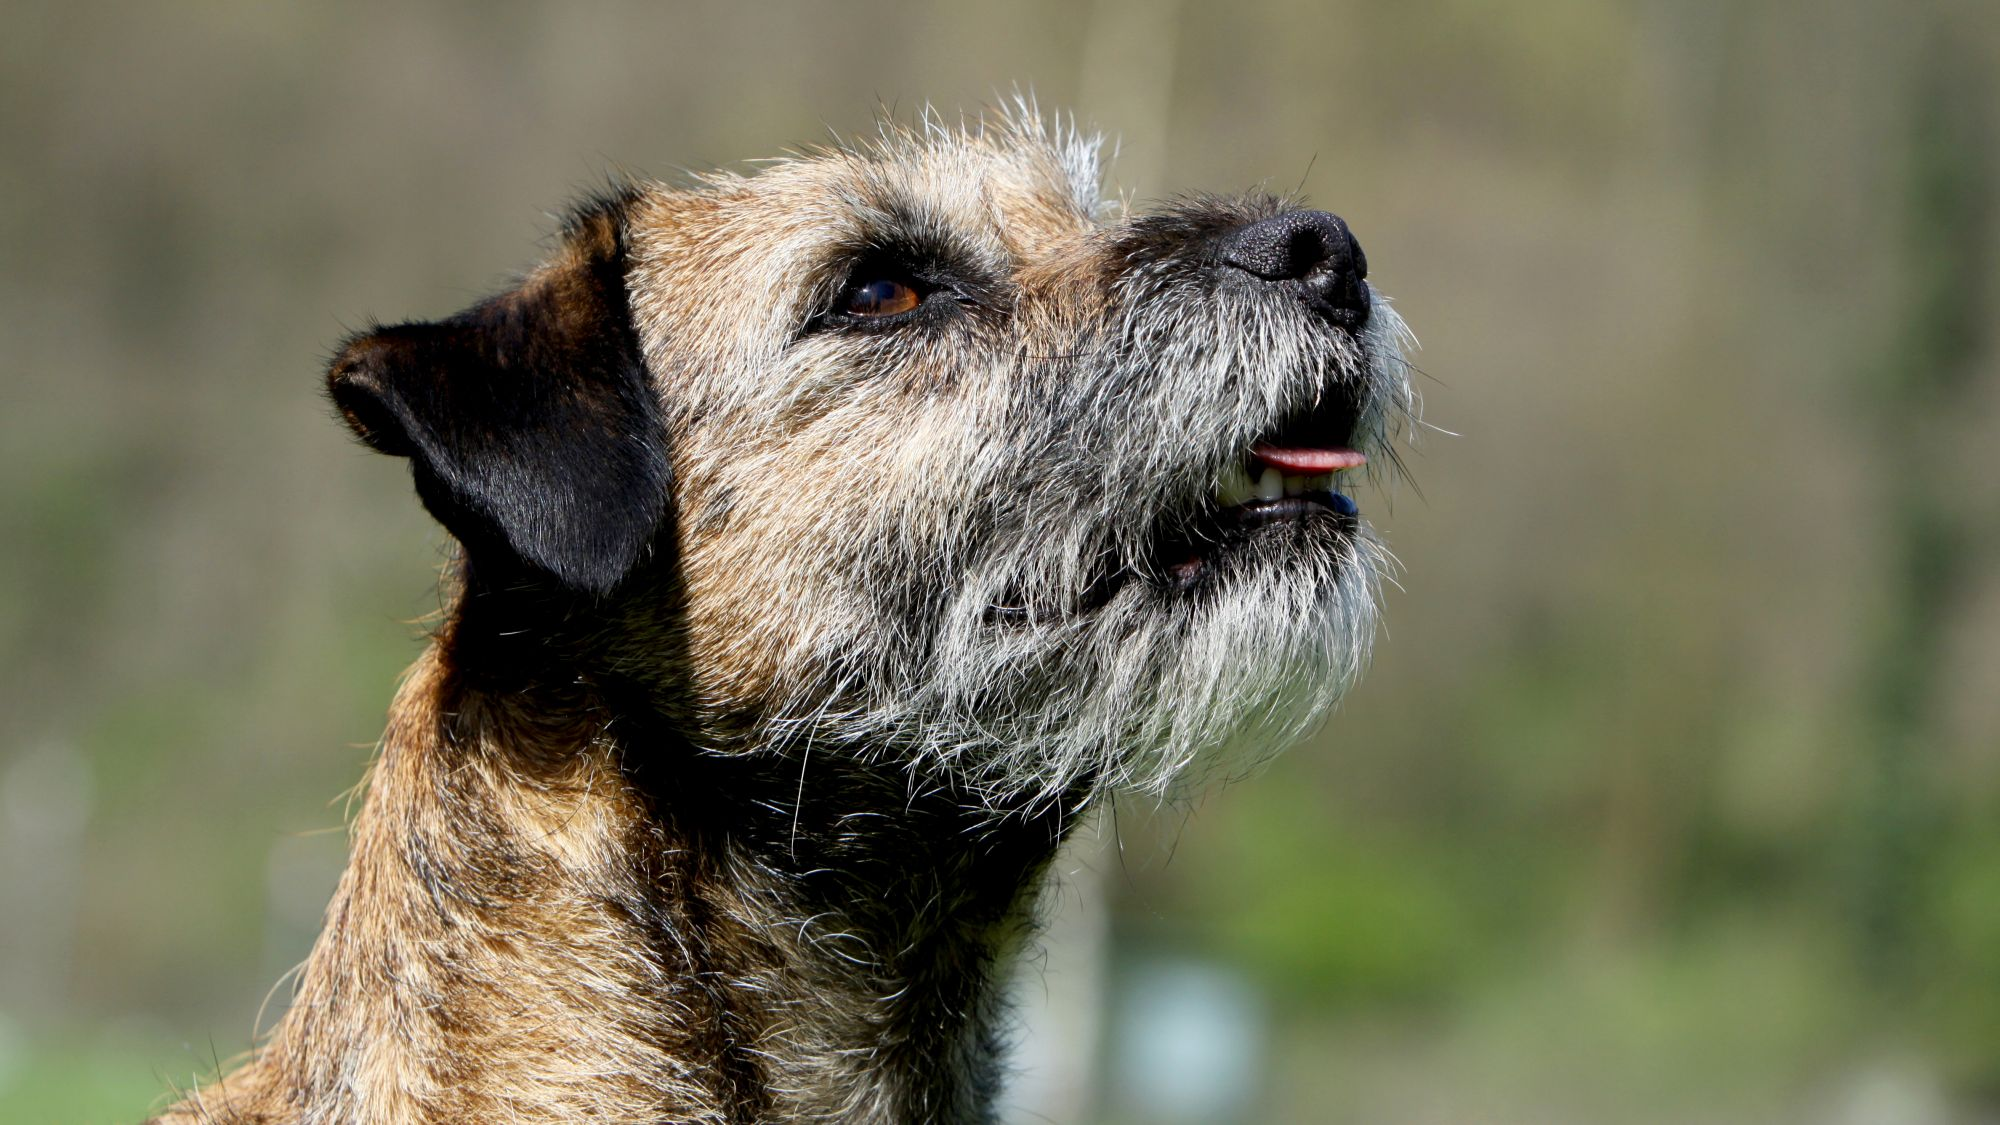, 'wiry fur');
153,106,1413,1124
